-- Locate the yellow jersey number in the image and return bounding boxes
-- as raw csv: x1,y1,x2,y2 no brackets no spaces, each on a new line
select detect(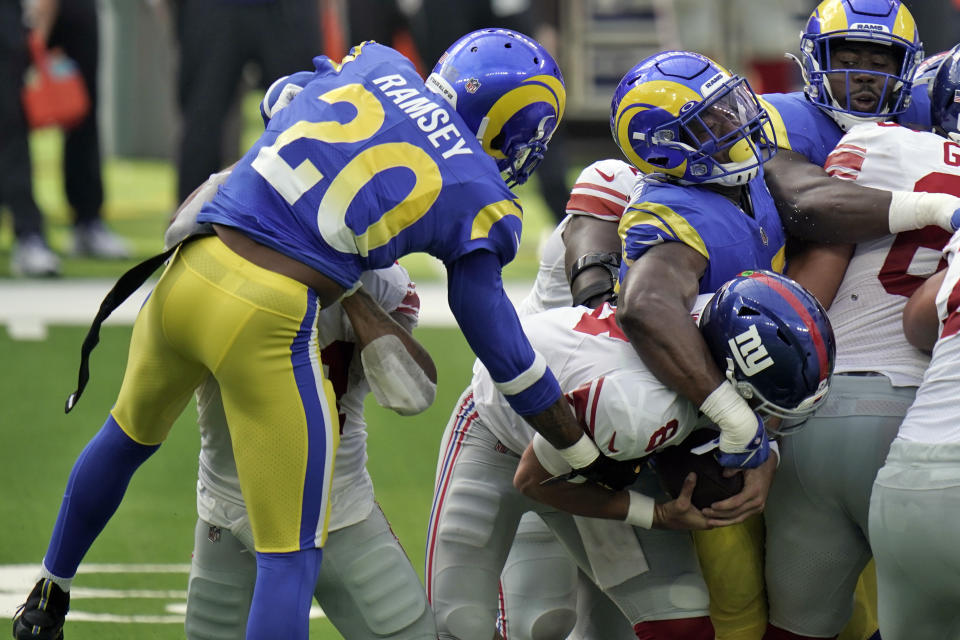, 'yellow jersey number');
251,83,443,257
